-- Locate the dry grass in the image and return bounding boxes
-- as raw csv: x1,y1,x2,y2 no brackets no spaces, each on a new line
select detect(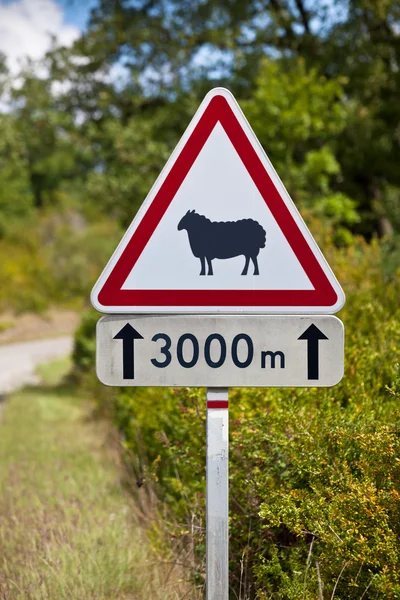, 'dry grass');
0,359,198,599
